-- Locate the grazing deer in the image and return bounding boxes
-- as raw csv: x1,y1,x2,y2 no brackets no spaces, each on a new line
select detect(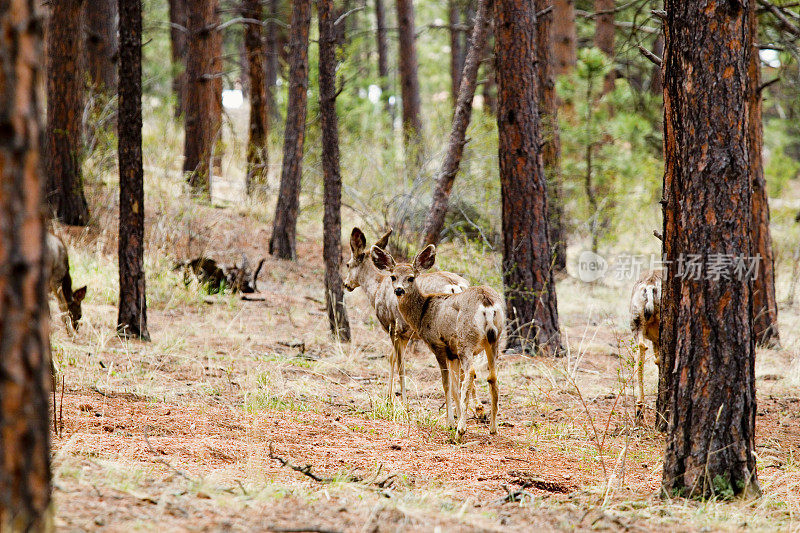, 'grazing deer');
371,244,504,442
343,227,480,414
47,233,87,332
629,269,662,423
